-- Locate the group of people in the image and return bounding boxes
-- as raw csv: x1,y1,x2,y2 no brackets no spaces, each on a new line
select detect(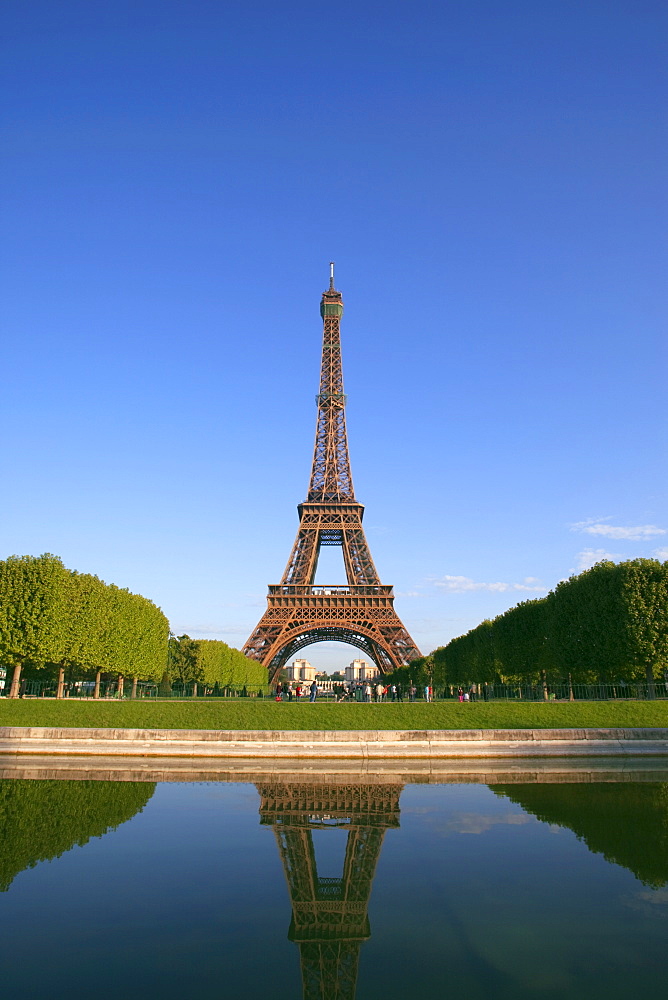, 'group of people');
457,686,477,702
275,680,483,703
275,680,319,702
339,681,432,703
274,680,436,703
